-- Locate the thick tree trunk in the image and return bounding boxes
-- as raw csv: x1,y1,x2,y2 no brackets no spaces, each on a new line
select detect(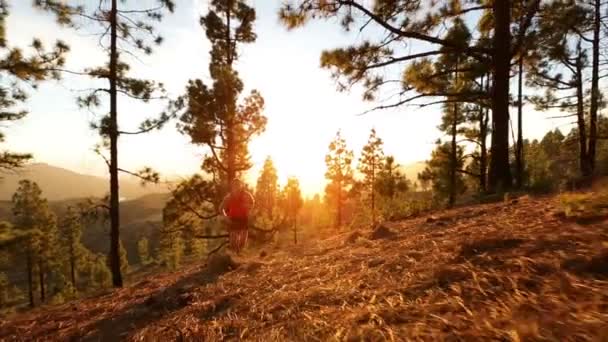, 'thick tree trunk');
576,45,590,177
588,0,601,174
26,252,34,308
489,0,513,192
480,105,489,193
225,1,236,185
516,55,524,188
109,0,123,288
